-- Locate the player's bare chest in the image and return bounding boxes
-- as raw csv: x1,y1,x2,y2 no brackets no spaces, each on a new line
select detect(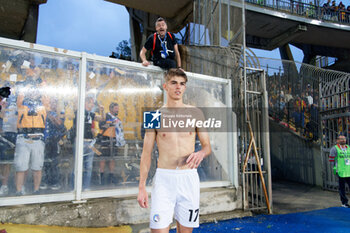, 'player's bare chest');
157,131,195,141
